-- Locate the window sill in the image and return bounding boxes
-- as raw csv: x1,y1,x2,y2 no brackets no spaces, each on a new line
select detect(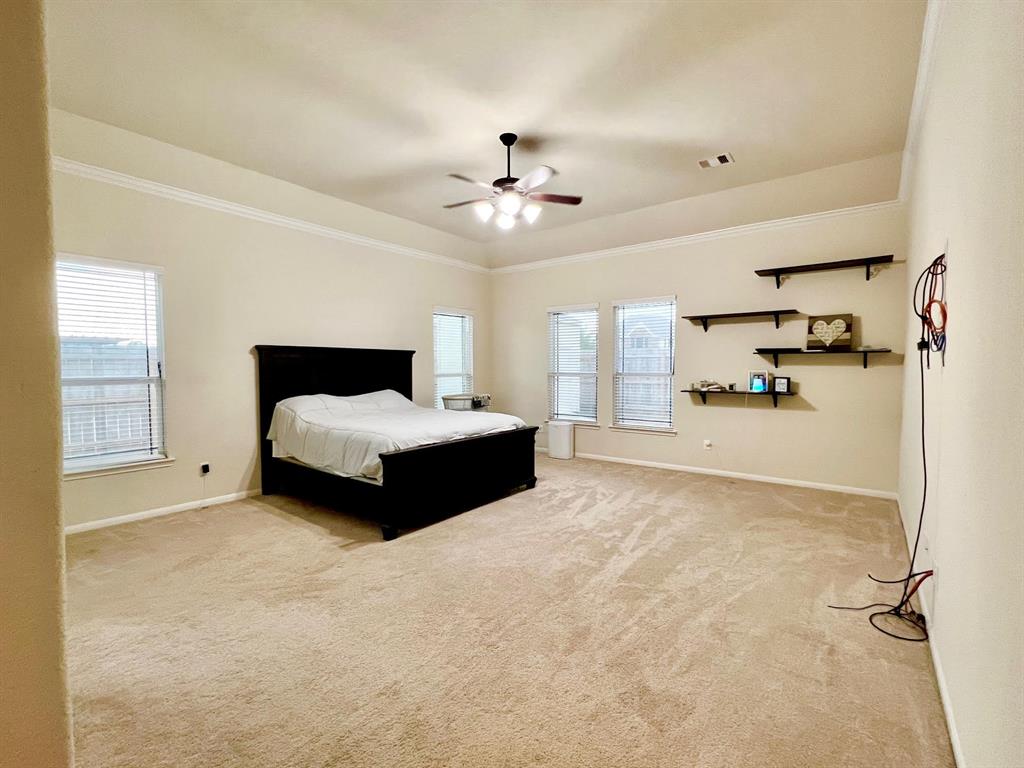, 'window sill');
608,425,677,436
64,456,175,481
548,420,600,429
